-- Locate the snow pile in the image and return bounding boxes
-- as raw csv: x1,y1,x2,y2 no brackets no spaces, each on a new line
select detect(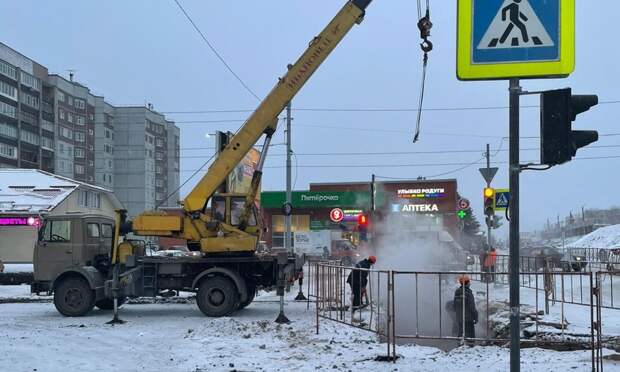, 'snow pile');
568,224,620,249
